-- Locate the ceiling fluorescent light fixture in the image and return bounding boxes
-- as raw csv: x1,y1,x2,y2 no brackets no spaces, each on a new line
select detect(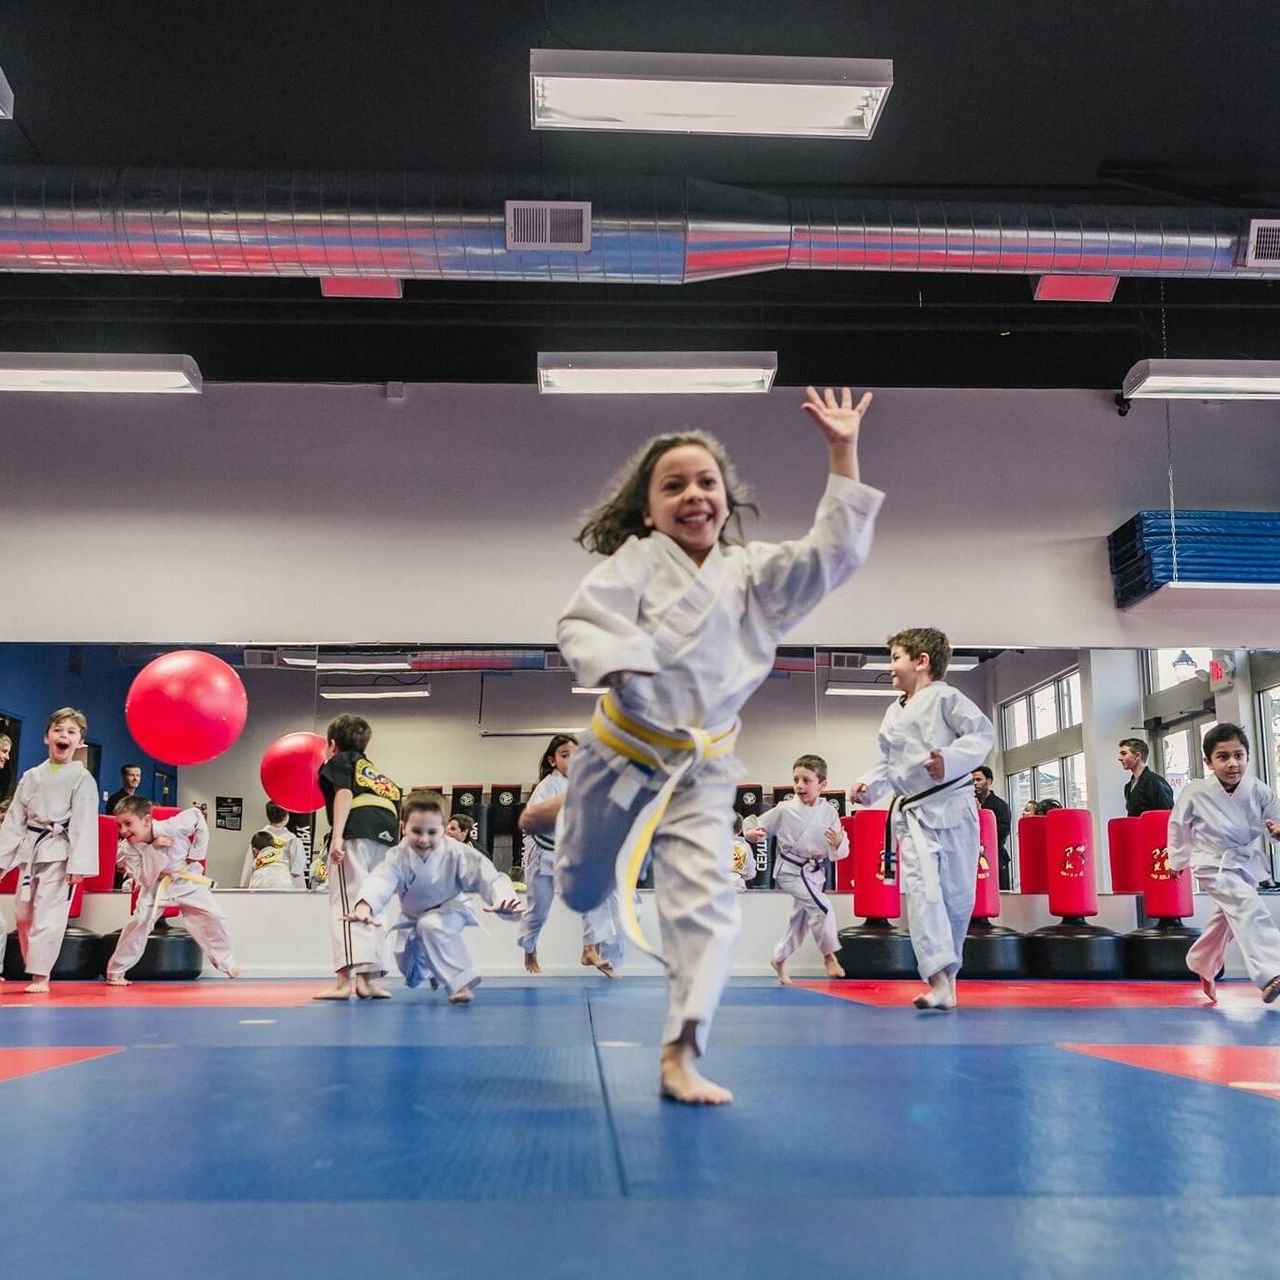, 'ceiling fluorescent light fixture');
825,686,899,697
538,351,776,395
1123,359,1280,400
572,686,608,695
0,62,12,120
0,352,201,393
531,49,892,139
319,688,432,701
315,656,413,672
1162,581,1280,592
860,659,979,672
